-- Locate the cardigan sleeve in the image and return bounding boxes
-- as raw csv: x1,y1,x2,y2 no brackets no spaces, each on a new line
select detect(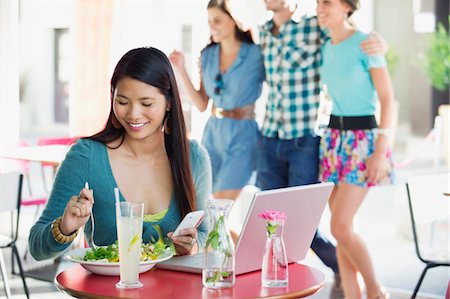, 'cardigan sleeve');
29,139,91,260
189,139,212,250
